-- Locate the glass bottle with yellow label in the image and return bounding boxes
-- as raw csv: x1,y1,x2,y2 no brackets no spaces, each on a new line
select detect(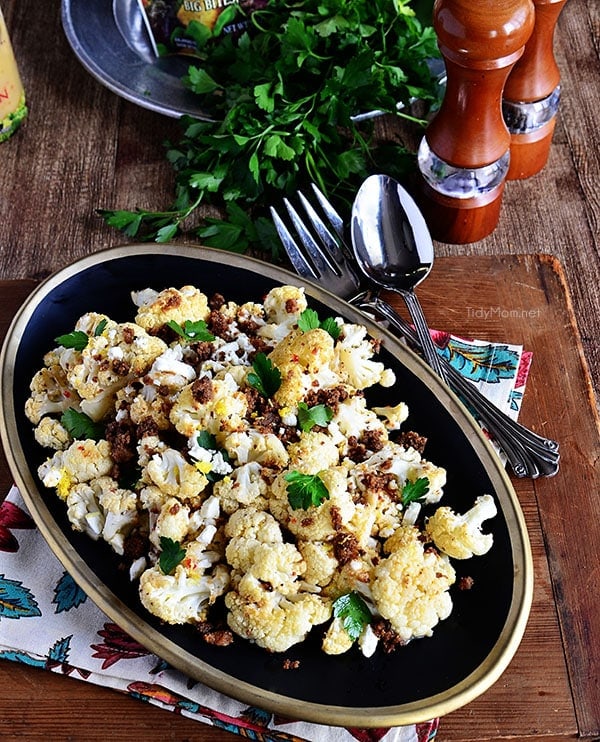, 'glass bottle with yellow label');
0,6,27,142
